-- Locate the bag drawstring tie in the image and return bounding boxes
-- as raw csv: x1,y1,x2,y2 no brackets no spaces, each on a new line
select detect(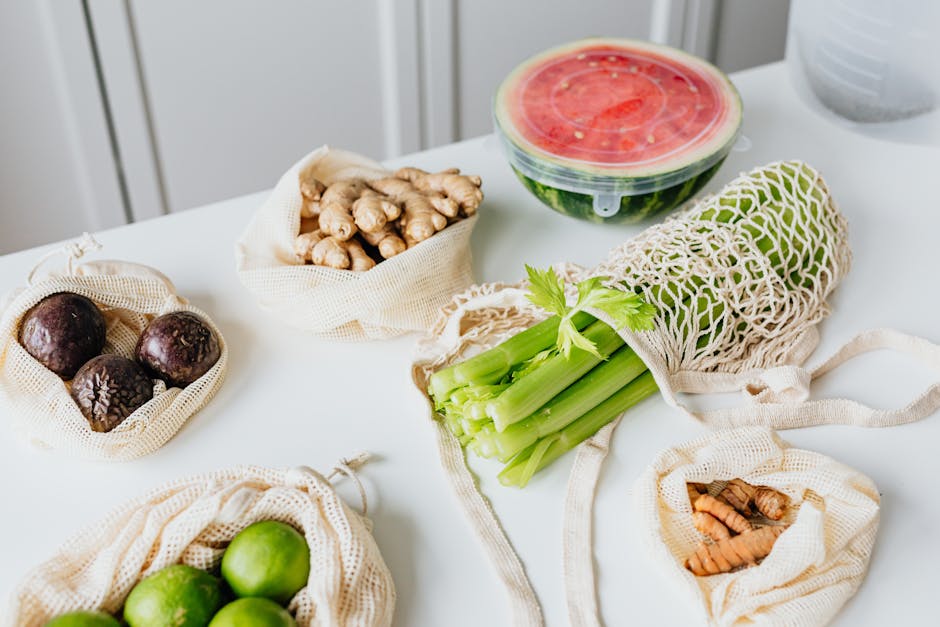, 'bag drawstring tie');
27,233,101,286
